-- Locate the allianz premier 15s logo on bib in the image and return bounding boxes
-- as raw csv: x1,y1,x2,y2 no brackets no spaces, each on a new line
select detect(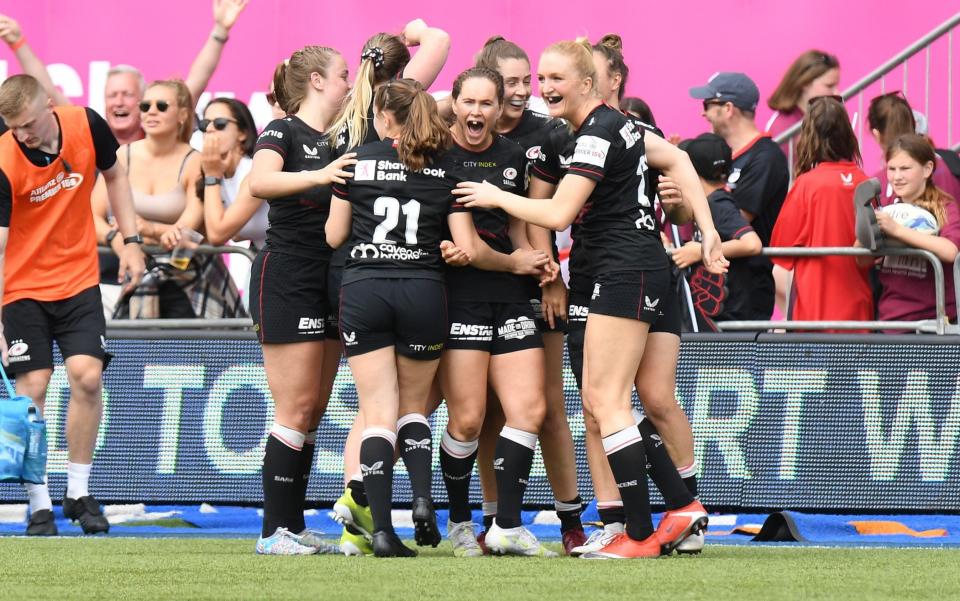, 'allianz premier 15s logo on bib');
29,170,84,204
